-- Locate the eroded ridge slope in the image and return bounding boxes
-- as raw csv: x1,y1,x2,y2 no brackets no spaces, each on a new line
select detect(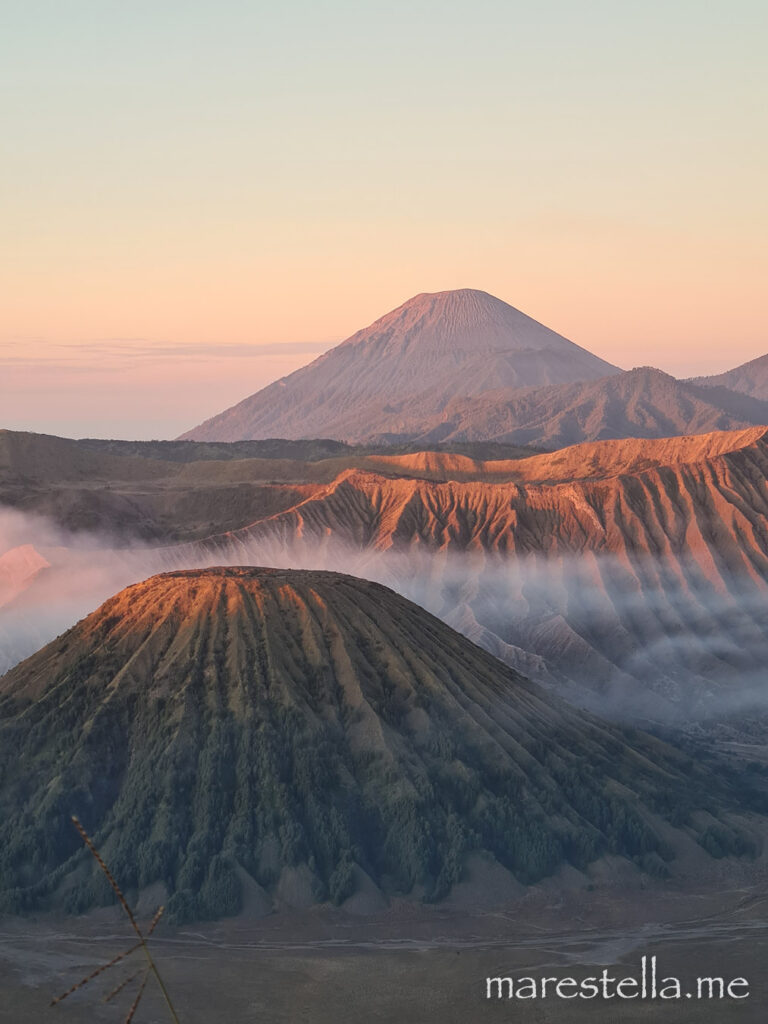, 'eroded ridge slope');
195,429,768,705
